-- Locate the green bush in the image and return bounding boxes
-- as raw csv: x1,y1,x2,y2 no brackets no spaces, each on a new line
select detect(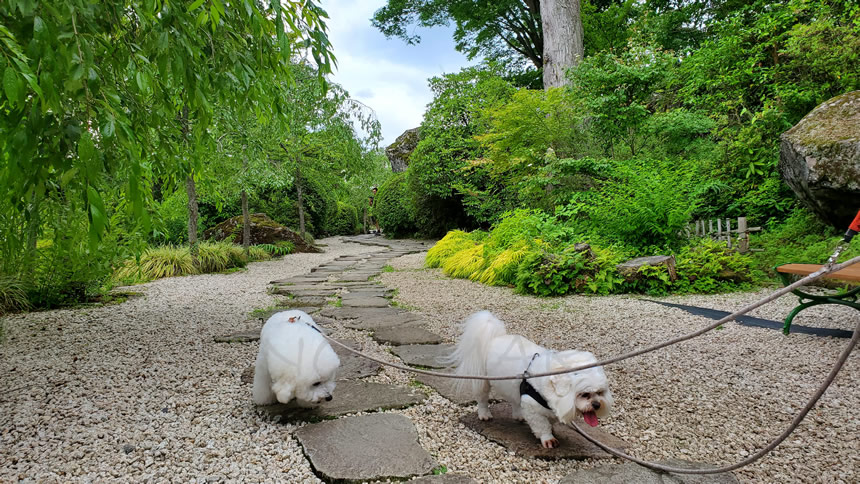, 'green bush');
673,239,755,294
0,275,30,316
114,241,264,284
328,201,360,235
375,173,417,237
256,242,295,257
